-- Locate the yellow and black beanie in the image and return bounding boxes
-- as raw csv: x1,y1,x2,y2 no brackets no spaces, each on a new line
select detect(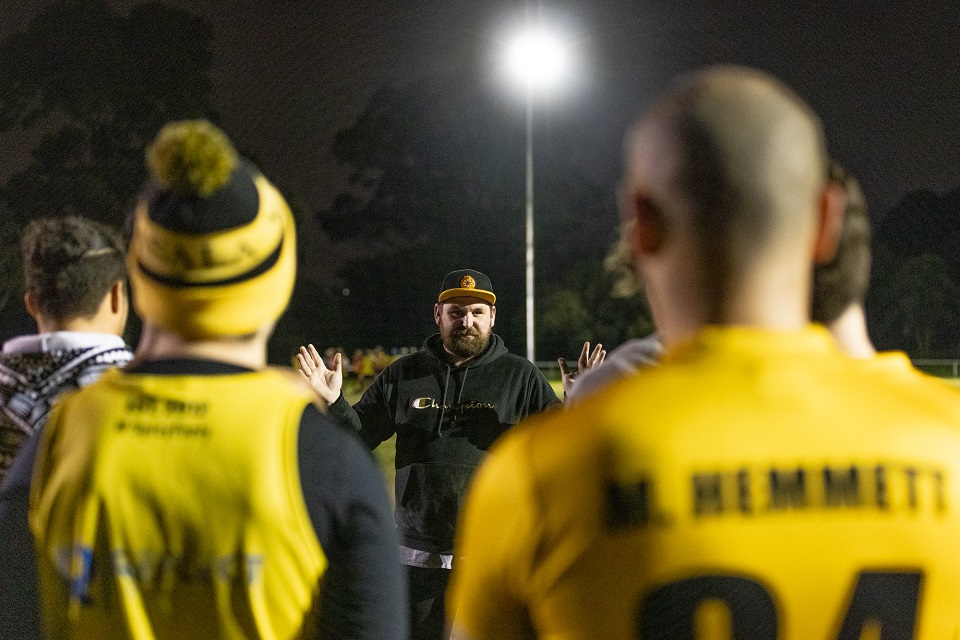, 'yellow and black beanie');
128,120,296,338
